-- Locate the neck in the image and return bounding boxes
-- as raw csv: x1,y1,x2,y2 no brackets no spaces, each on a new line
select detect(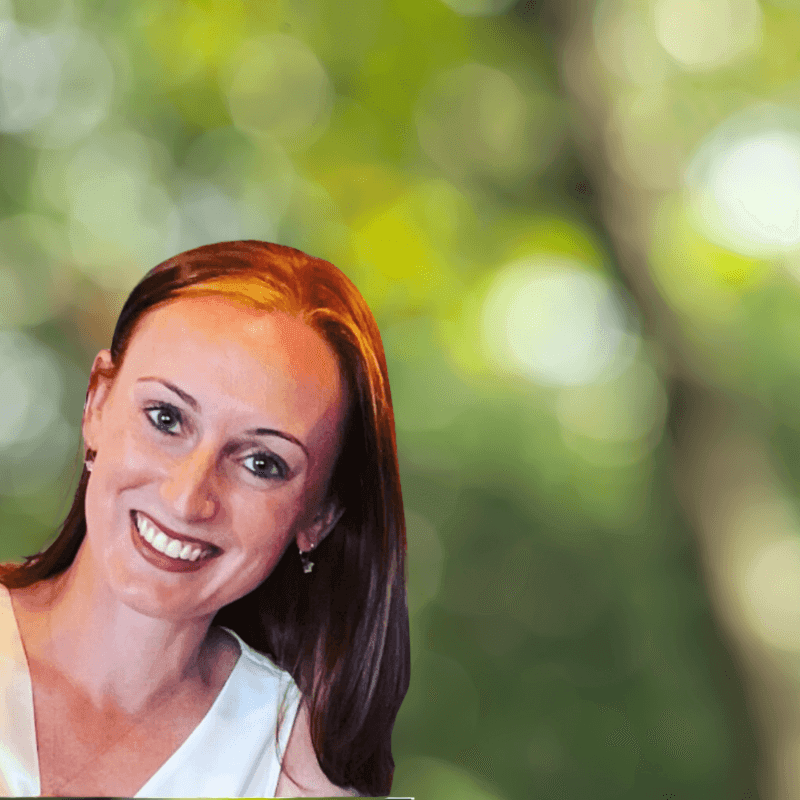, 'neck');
12,545,219,716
